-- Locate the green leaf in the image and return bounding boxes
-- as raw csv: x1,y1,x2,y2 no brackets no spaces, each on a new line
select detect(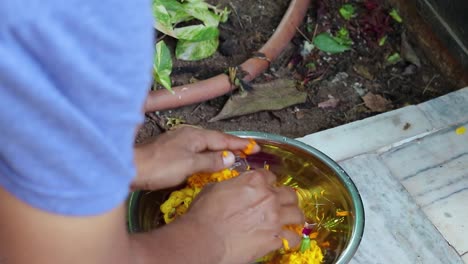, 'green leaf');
174,25,219,41
154,41,173,92
339,4,356,20
176,38,219,61
306,62,316,70
313,33,351,54
185,3,221,27
157,0,192,24
151,0,228,61
378,35,388,46
333,27,353,46
152,0,176,37
389,8,403,23
386,52,401,64
217,7,230,23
